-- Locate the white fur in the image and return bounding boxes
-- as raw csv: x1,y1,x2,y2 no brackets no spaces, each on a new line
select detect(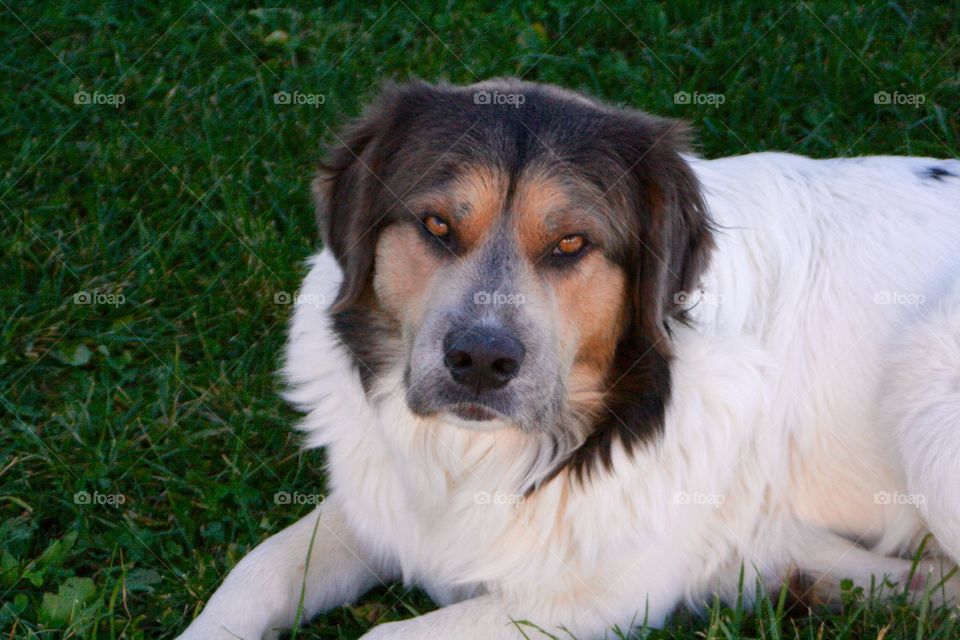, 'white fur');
178,153,960,639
